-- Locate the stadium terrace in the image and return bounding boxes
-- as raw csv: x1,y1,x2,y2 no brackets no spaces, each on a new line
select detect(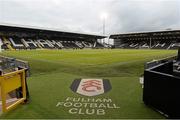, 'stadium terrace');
110,30,180,49
0,23,107,50
0,23,180,50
